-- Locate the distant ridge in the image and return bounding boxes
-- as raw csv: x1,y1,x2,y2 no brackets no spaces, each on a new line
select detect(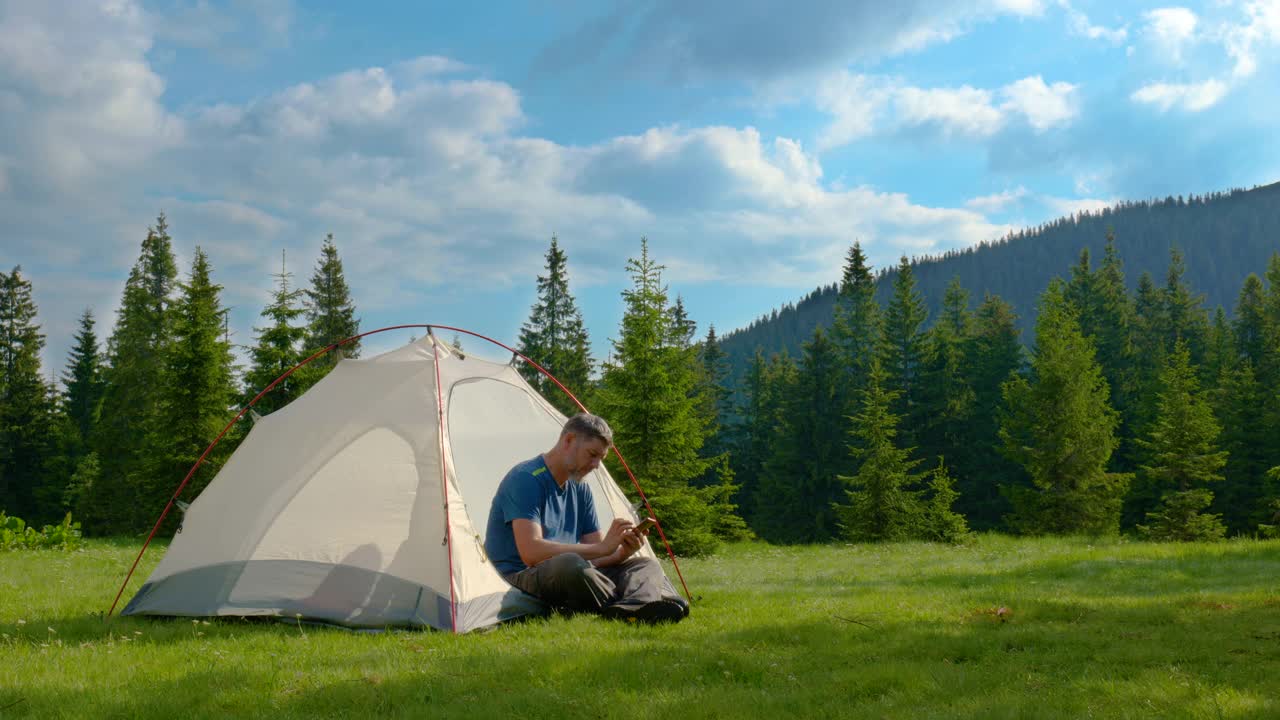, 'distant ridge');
720,180,1280,381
